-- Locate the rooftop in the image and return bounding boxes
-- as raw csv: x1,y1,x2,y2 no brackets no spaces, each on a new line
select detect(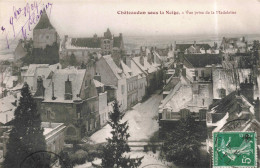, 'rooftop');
43,67,86,103
34,9,54,30
103,55,123,79
184,54,222,68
